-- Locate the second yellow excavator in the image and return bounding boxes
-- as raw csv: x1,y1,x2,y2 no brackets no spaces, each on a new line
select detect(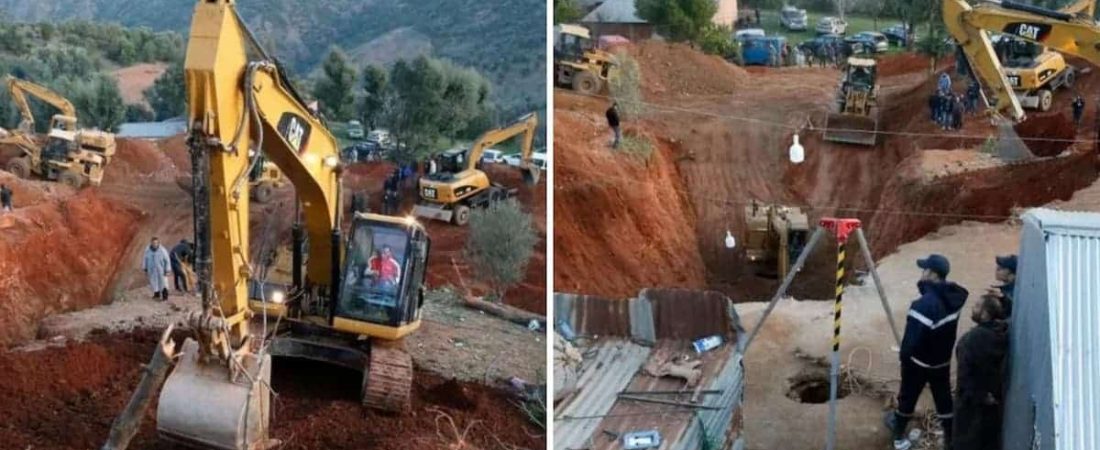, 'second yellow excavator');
414,113,541,225
944,0,1100,123
0,77,116,187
